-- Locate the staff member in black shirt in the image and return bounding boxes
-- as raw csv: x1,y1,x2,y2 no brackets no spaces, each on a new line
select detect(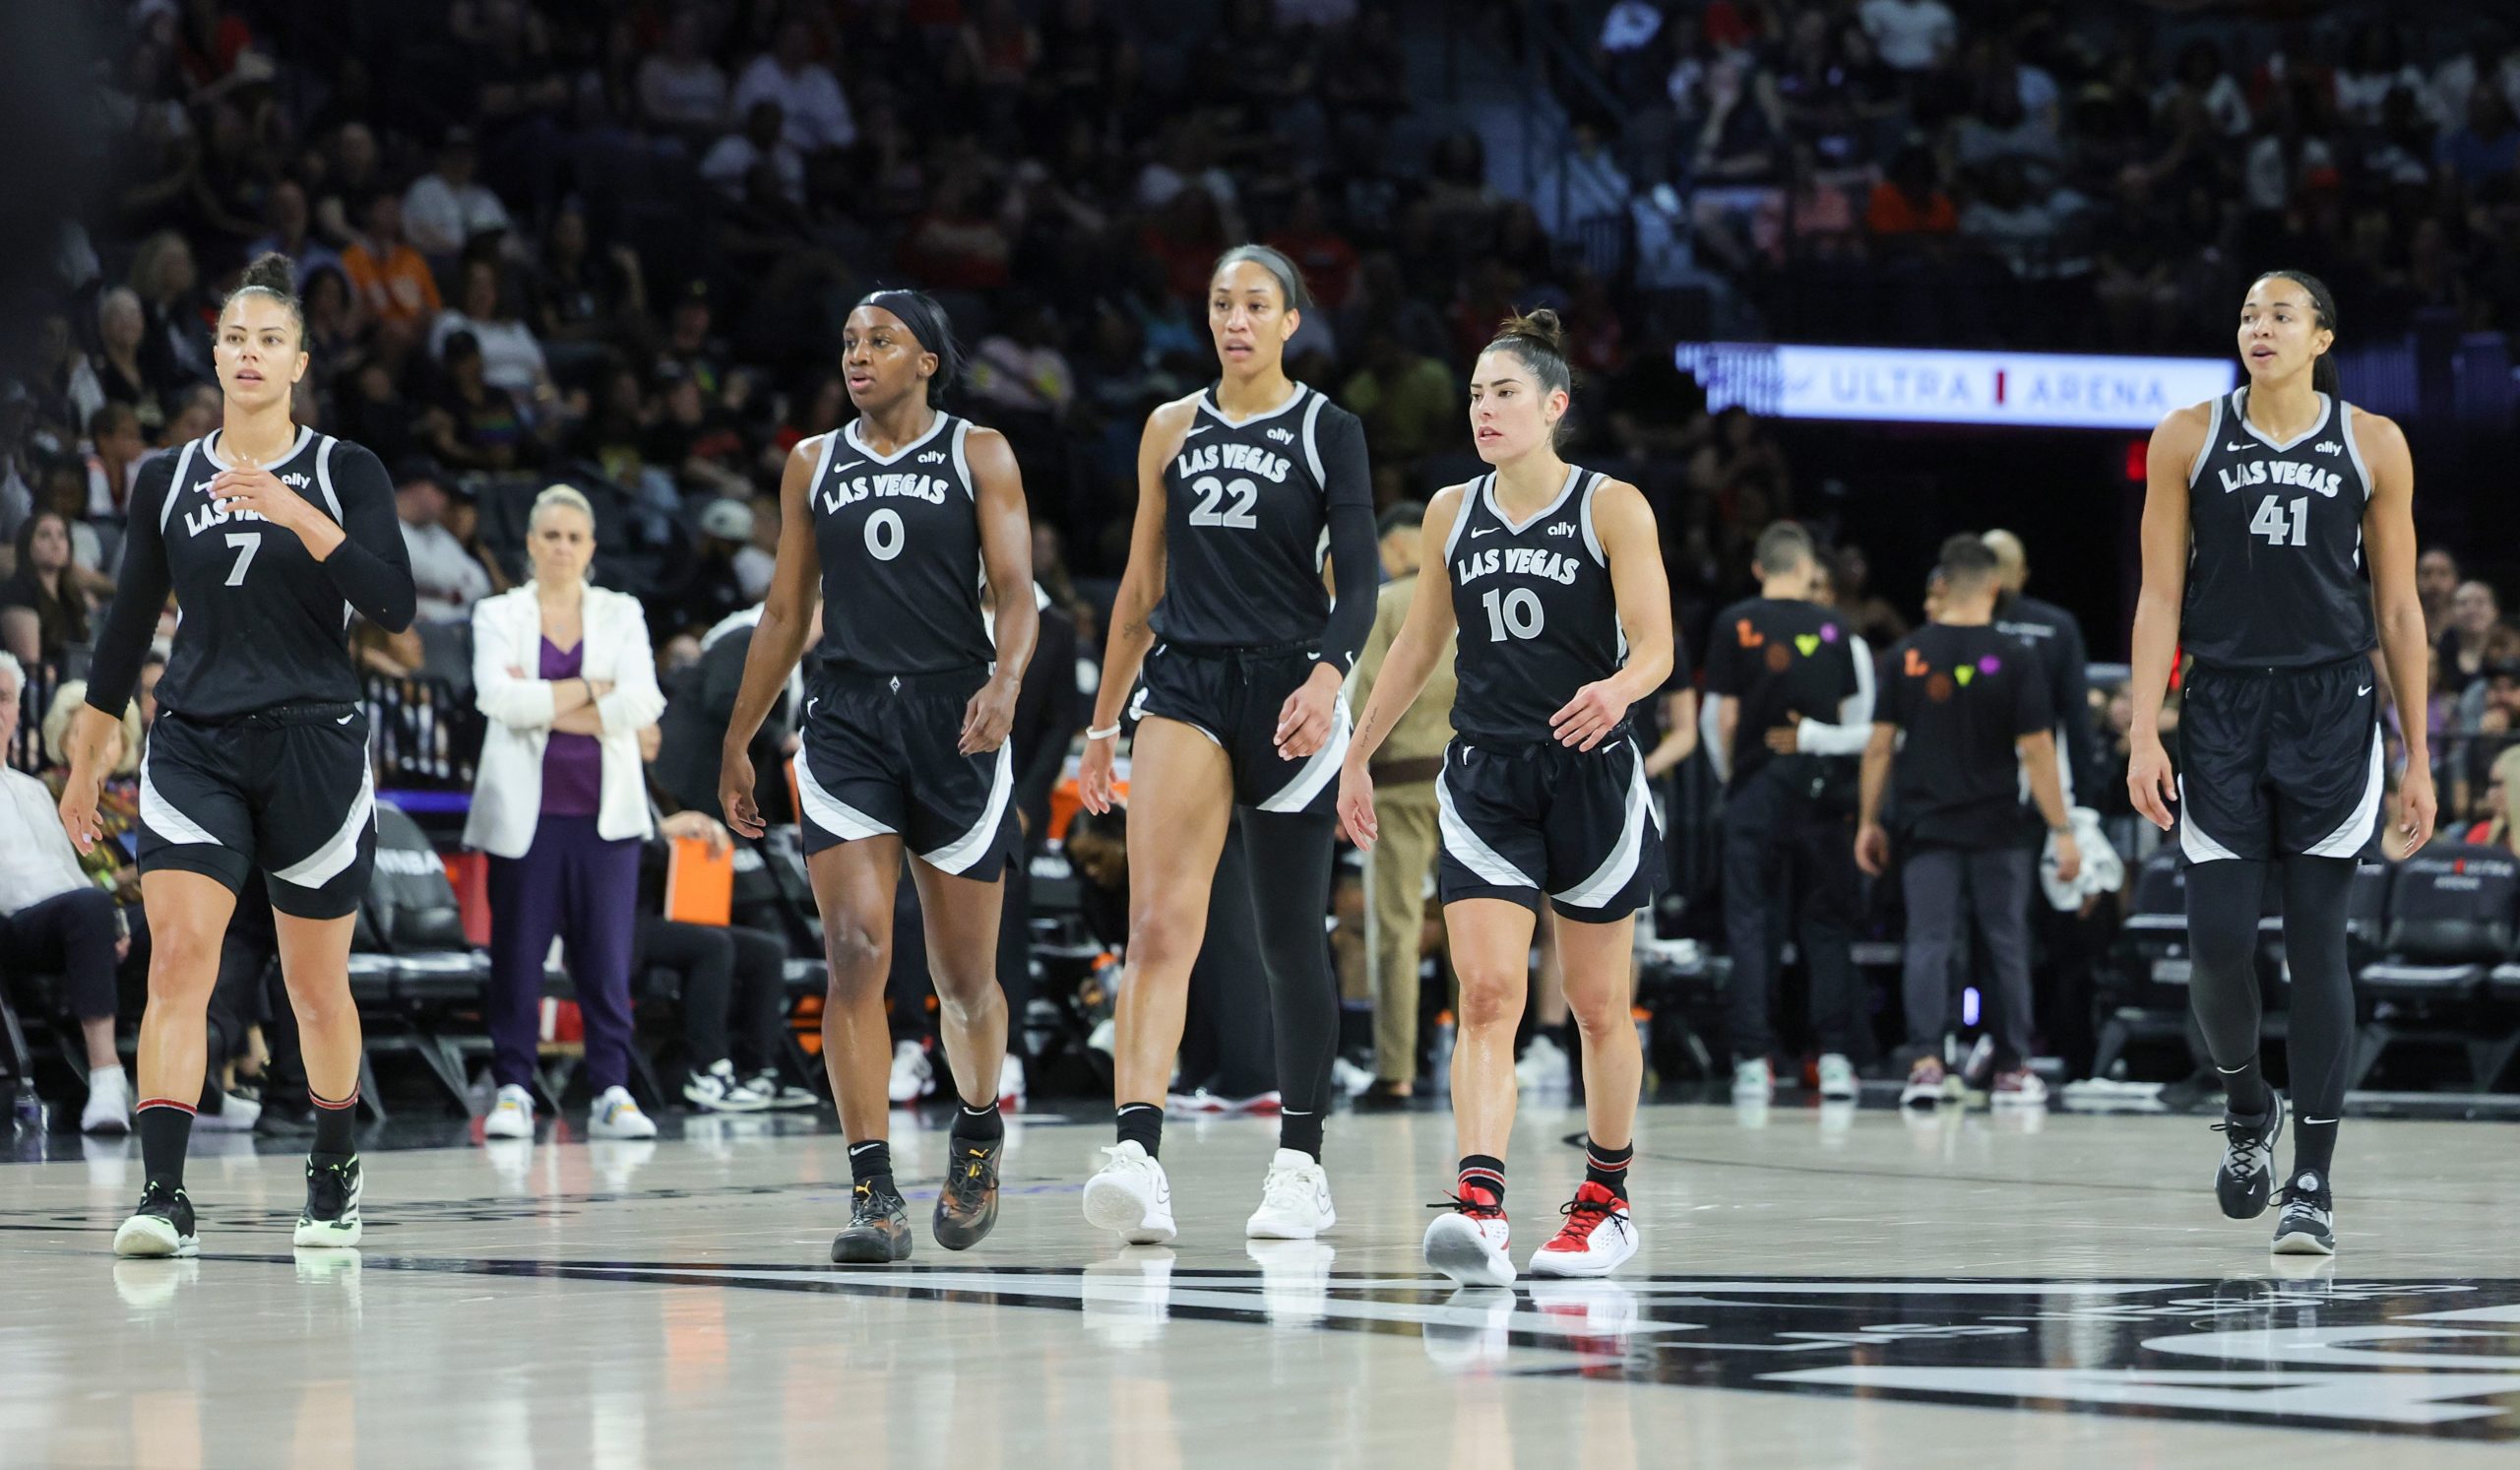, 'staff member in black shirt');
1858,536,2079,1110
1704,522,1860,1102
